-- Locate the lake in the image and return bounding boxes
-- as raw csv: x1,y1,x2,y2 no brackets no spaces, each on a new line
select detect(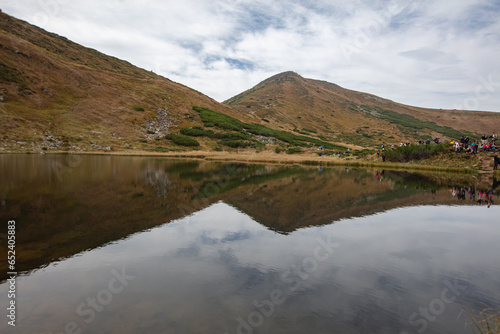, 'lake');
0,154,499,334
